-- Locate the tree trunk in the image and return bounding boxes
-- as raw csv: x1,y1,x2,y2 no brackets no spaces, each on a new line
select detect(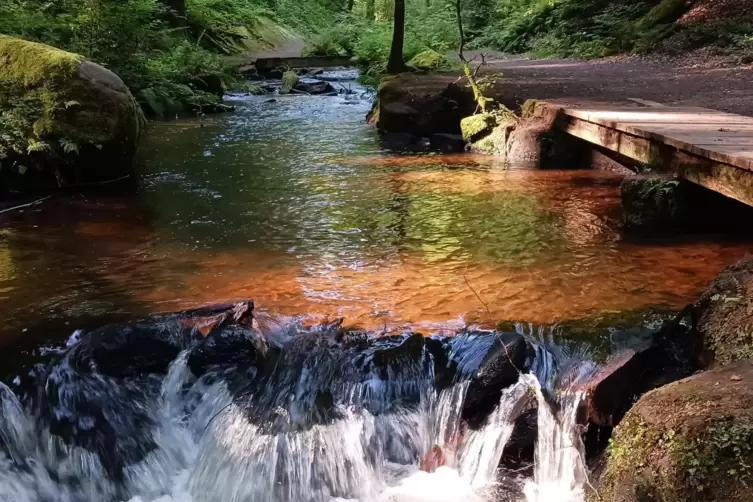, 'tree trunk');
365,0,375,20
348,0,355,11
161,0,186,26
386,0,406,73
